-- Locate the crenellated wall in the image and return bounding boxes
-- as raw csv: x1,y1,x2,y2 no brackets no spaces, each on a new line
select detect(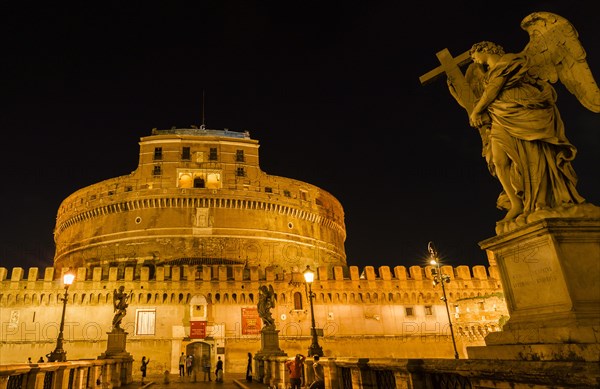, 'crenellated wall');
0,263,507,372
0,264,501,284
0,264,504,320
